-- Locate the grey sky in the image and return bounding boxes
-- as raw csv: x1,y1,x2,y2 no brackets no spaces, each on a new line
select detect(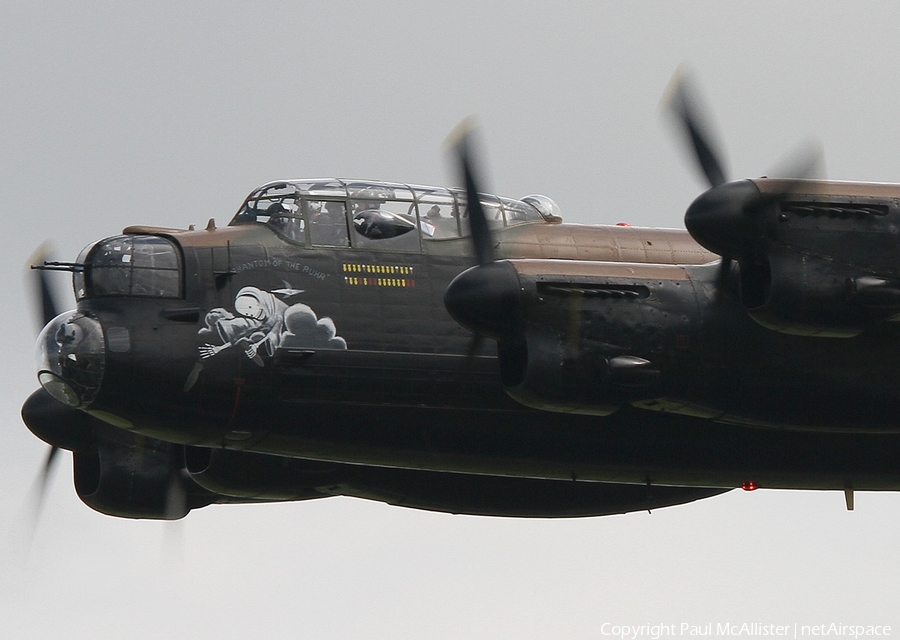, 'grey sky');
2,2,899,638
